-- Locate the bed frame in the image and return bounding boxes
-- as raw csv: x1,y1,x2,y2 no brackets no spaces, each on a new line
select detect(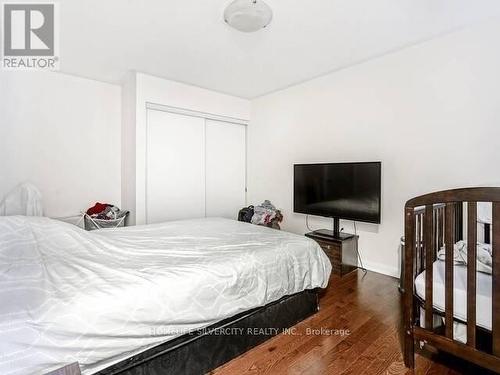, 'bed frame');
93,289,319,375
403,187,500,372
